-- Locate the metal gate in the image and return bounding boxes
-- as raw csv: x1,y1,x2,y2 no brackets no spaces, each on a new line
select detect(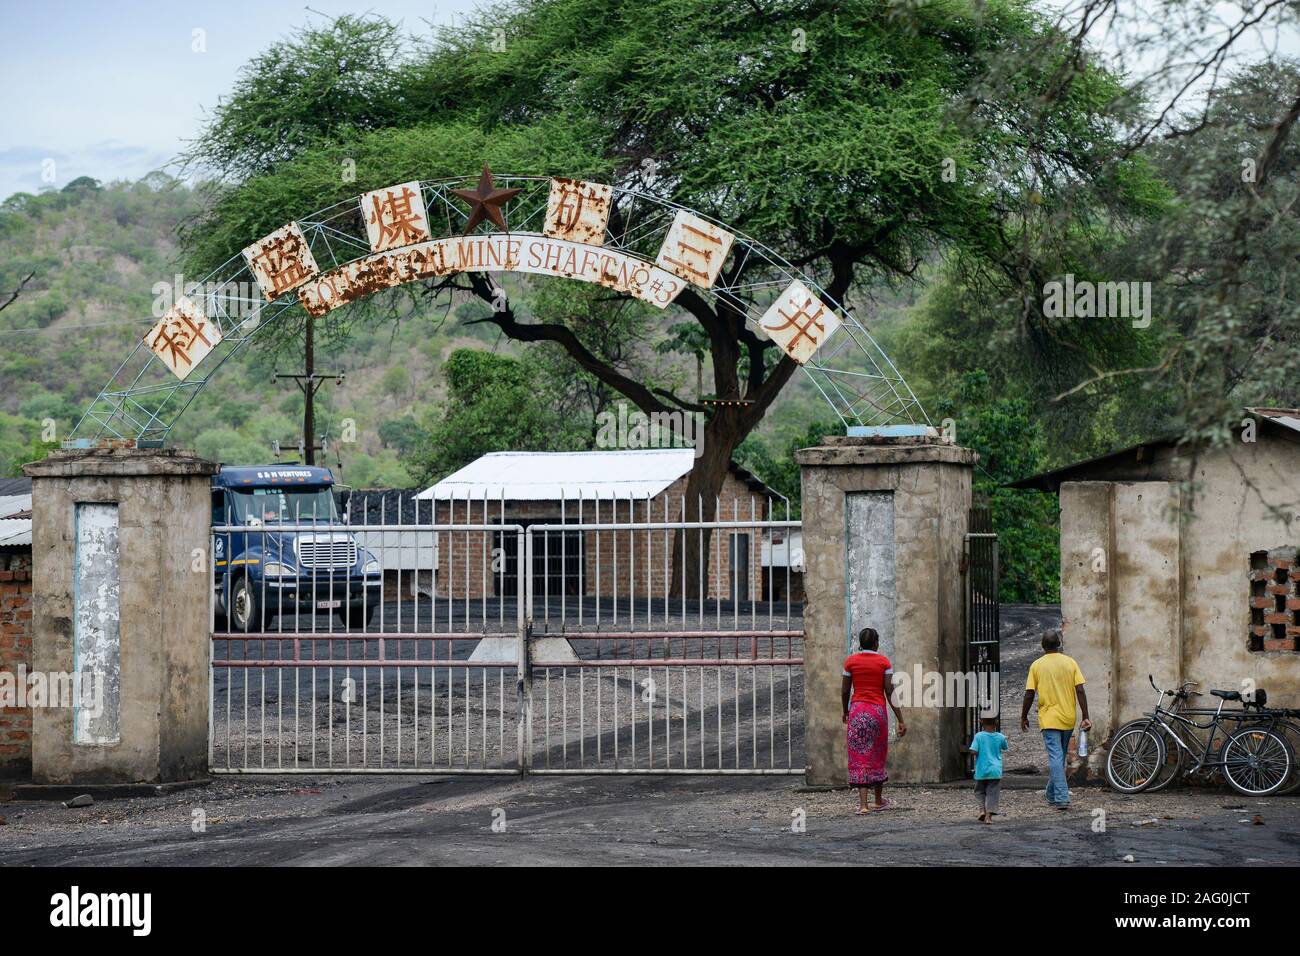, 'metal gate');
964,504,1000,749
209,495,804,774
